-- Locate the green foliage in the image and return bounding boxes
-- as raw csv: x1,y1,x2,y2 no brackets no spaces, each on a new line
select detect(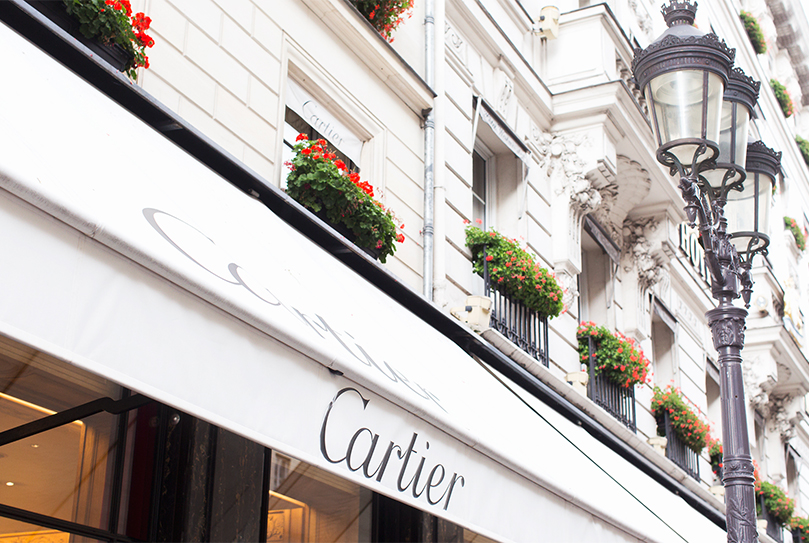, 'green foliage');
286,136,404,263
757,481,795,525
576,322,649,388
62,0,153,78
350,0,413,42
796,136,809,168
651,385,711,453
464,225,564,318
784,216,806,251
707,437,723,476
740,11,767,54
771,79,795,117
791,516,809,540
